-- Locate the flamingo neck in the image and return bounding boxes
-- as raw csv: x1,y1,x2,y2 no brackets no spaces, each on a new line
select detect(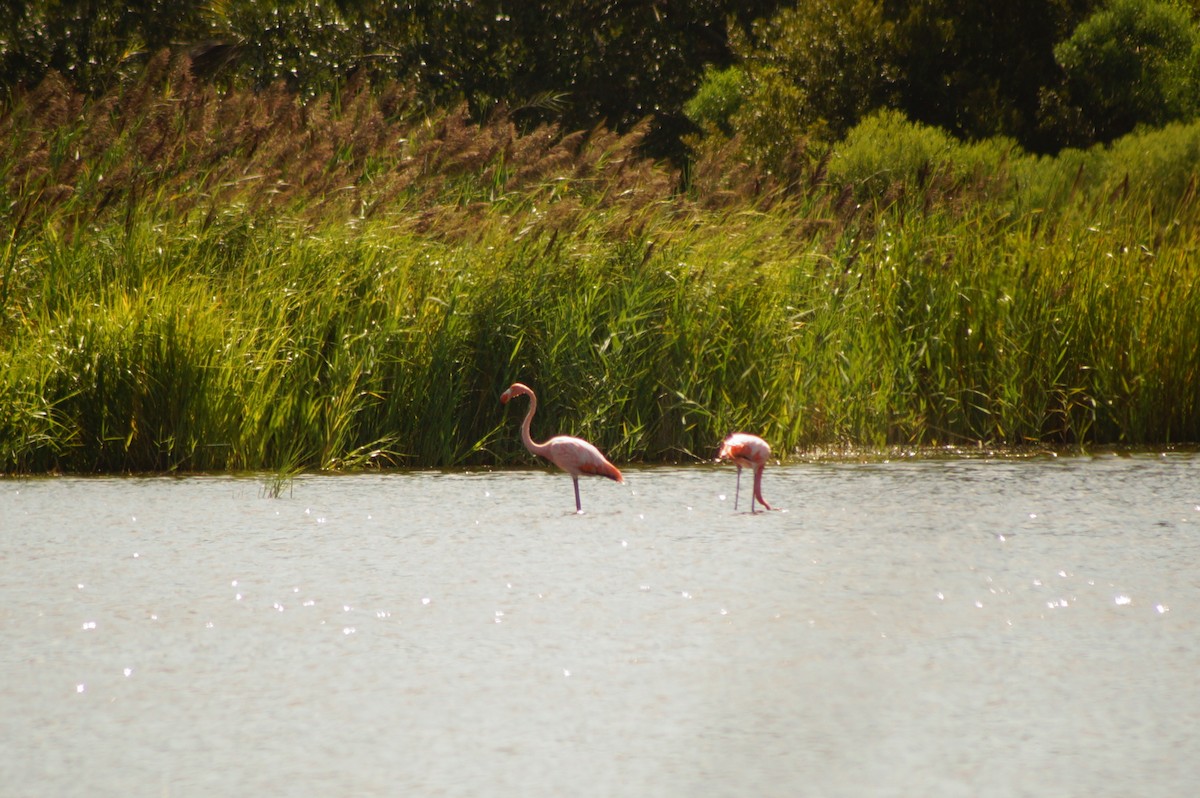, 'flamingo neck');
752,463,772,510
519,391,552,459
